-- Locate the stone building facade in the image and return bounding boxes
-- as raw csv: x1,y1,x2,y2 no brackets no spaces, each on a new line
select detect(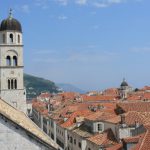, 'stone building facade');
119,79,132,99
0,10,26,113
